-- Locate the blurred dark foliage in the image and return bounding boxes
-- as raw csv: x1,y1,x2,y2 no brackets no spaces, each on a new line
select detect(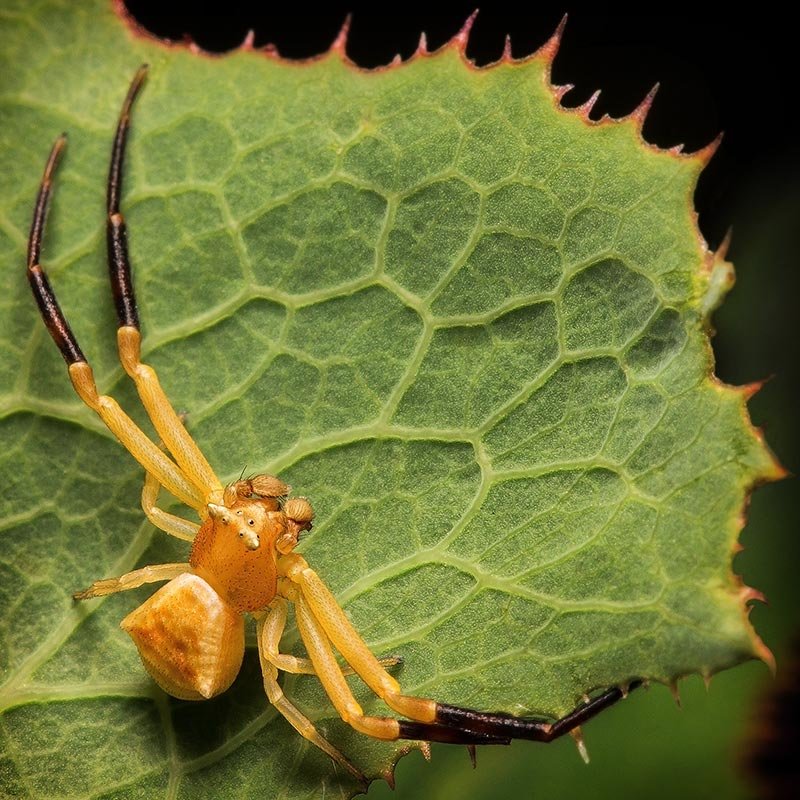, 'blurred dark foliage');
744,636,800,799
